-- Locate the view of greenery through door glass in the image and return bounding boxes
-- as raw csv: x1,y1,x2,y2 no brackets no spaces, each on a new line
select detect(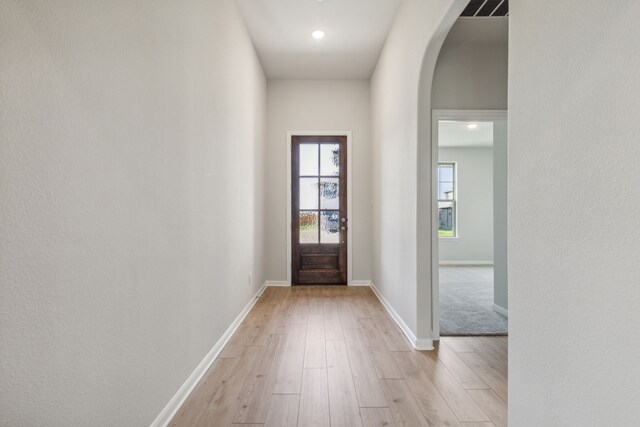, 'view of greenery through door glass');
438,163,456,237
